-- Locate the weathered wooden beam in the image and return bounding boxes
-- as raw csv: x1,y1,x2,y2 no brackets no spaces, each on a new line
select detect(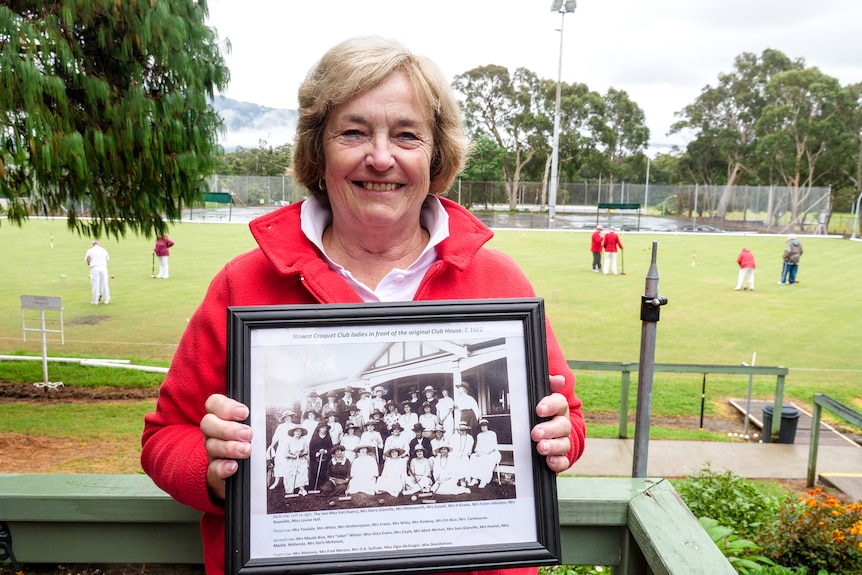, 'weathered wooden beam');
0,475,731,573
